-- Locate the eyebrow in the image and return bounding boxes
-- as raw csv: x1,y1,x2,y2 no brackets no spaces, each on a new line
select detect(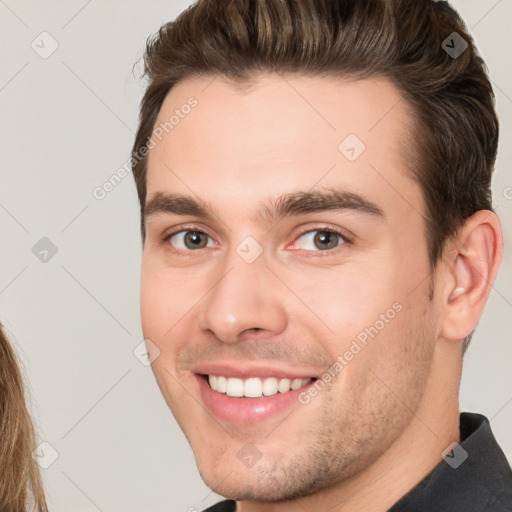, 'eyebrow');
144,188,384,226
